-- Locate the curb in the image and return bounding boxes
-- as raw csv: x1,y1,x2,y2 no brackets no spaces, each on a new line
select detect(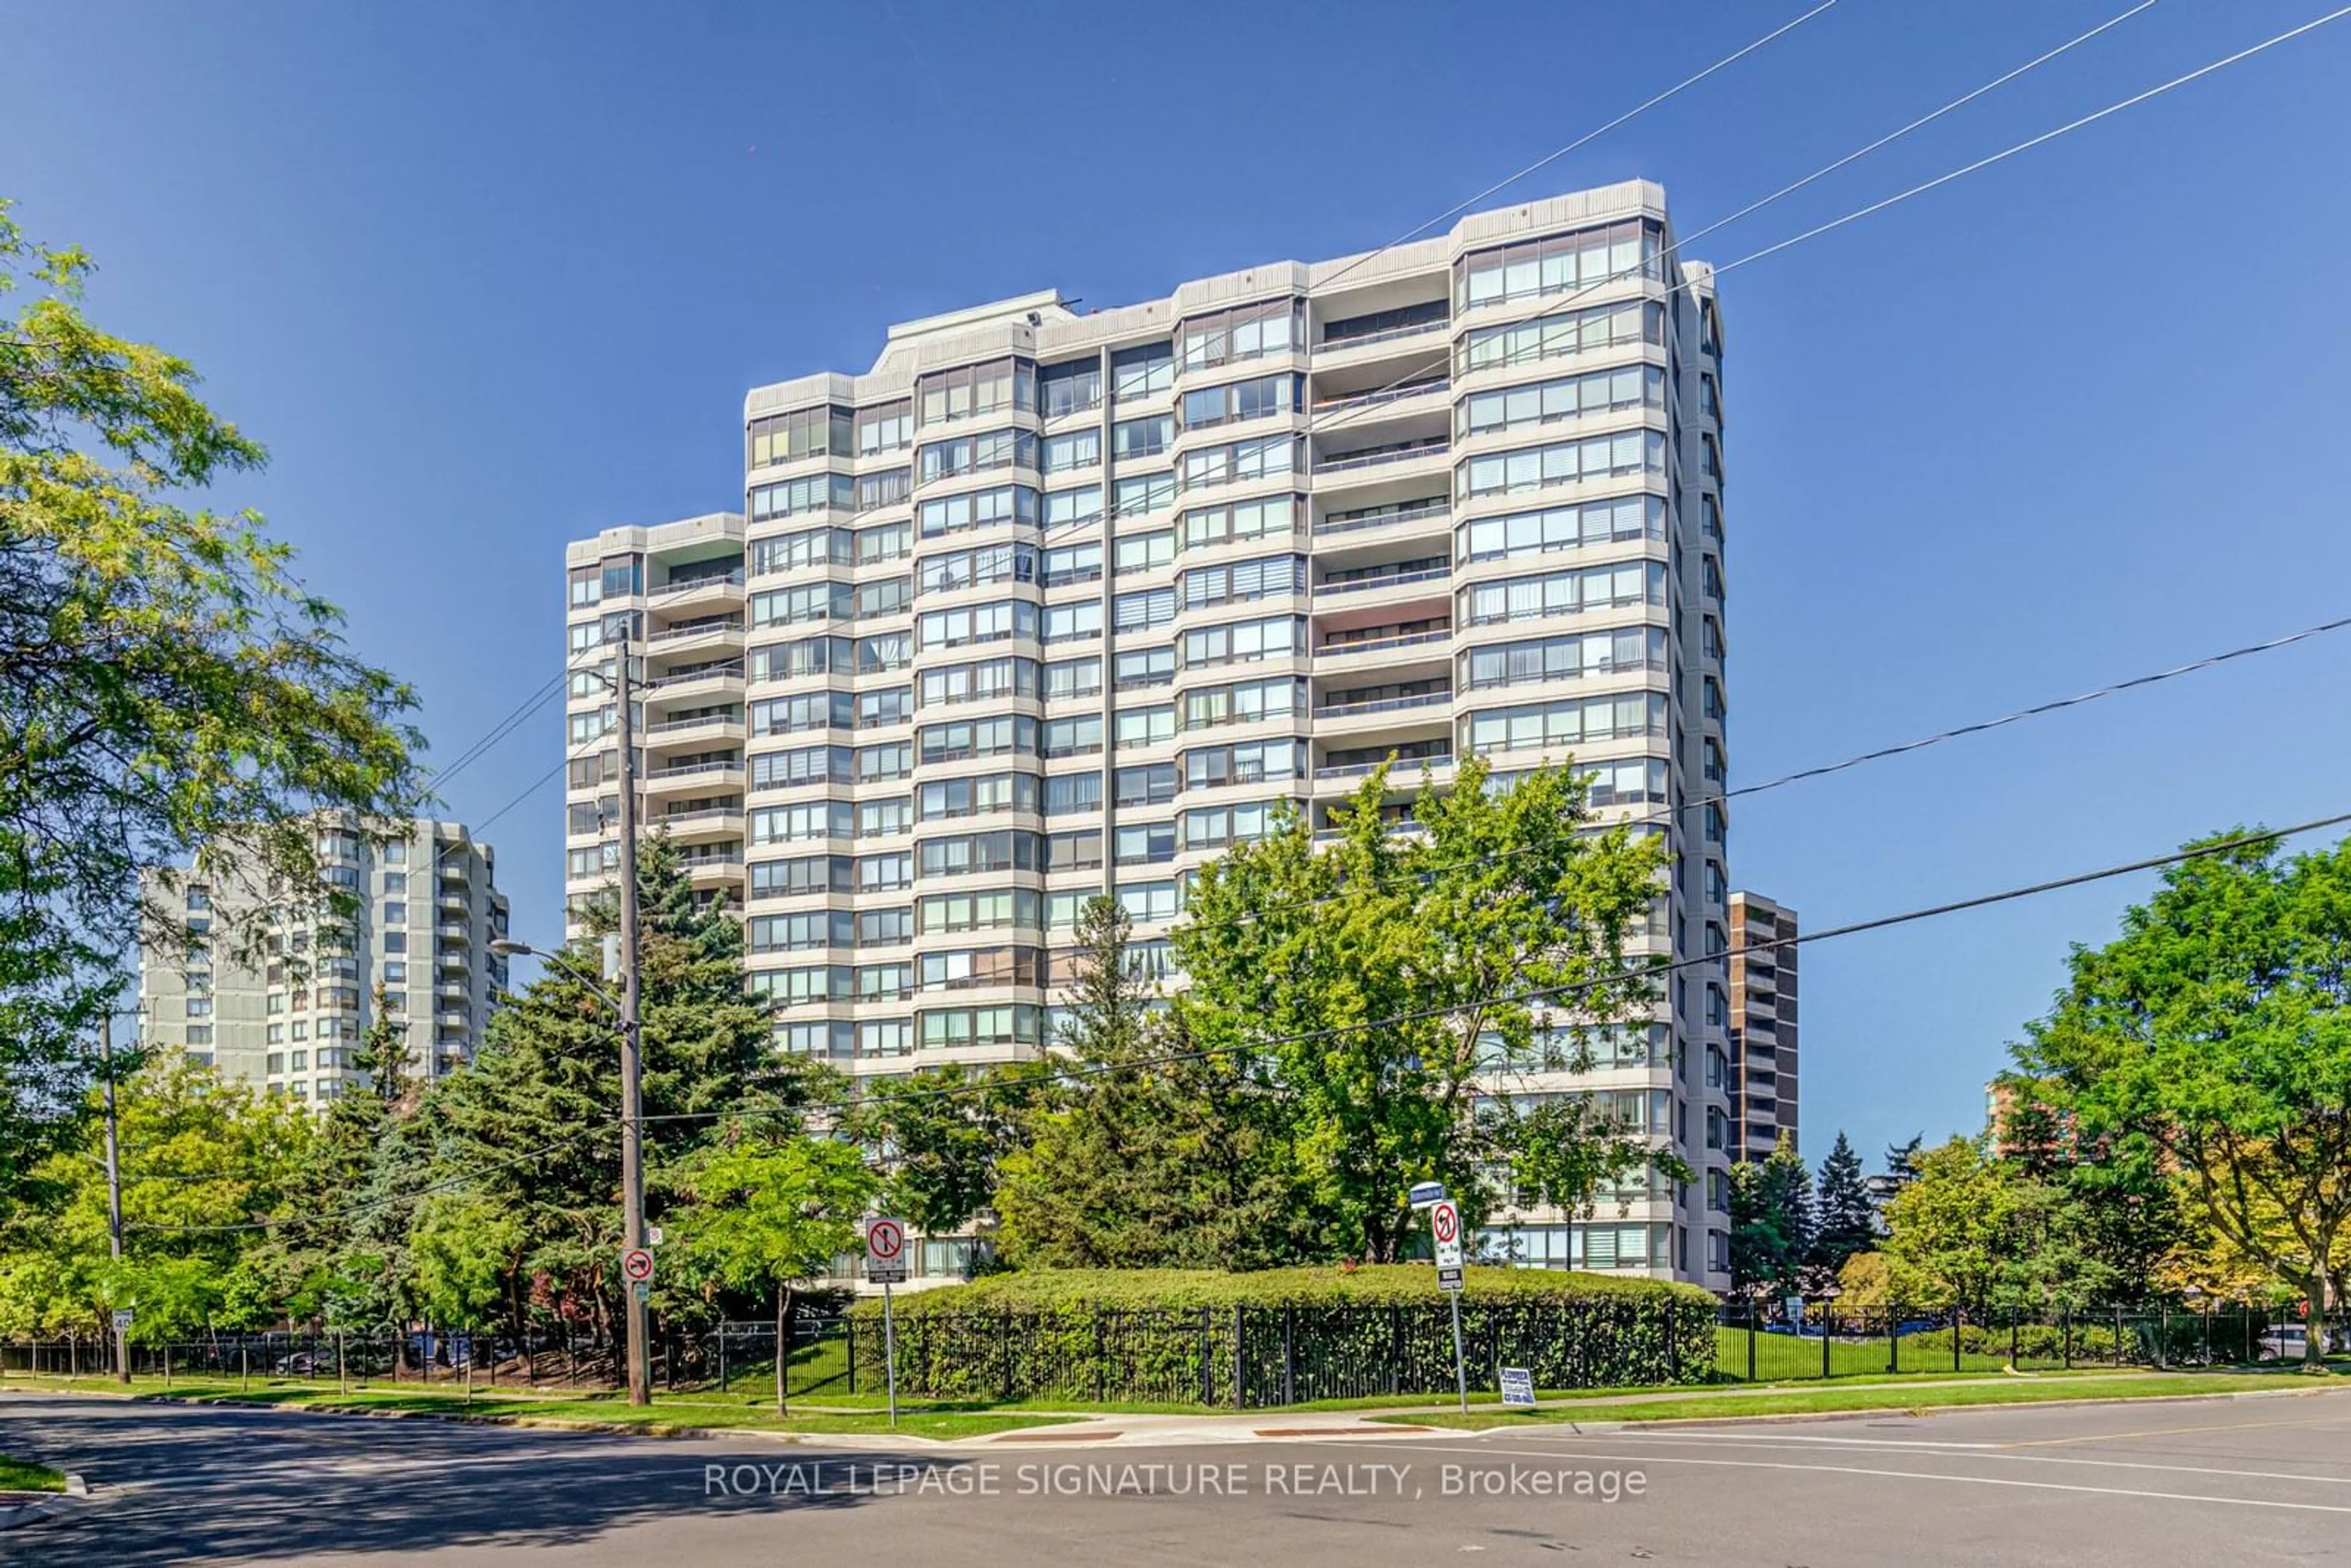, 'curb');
0,1472,91,1532
2,1389,1011,1448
